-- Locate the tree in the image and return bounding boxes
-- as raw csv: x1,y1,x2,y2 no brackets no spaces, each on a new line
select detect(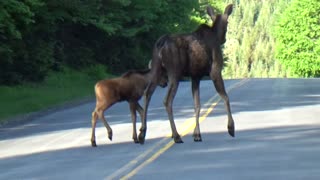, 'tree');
274,0,320,77
222,0,290,78
0,0,214,85
0,0,45,84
